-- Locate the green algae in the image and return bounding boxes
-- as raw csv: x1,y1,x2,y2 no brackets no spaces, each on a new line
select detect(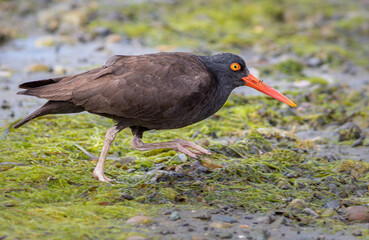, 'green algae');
1,81,369,238
86,0,369,68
